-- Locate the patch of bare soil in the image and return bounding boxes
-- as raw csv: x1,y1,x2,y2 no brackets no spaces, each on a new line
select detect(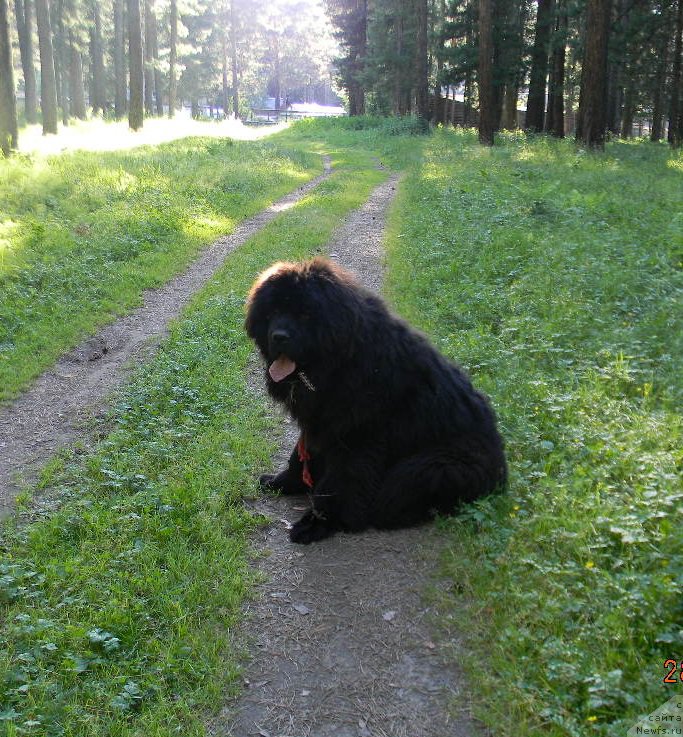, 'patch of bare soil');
211,175,483,737
0,158,332,517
